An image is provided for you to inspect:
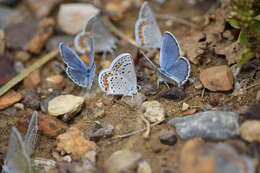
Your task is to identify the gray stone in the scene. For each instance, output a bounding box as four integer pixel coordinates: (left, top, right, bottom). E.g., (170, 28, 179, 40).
(168, 111, 239, 140)
(90, 124, 114, 142)
(46, 35, 73, 51)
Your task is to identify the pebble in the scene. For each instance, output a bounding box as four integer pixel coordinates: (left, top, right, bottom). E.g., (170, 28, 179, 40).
(181, 103, 189, 111)
(0, 90, 22, 110)
(102, 95, 114, 105)
(121, 93, 146, 108)
(93, 109, 105, 119)
(14, 61, 25, 73)
(48, 94, 84, 116)
(40, 92, 60, 114)
(23, 69, 41, 89)
(159, 132, 177, 146)
(105, 150, 149, 173)
(21, 89, 40, 109)
(141, 101, 165, 123)
(17, 111, 67, 137)
(46, 35, 73, 51)
(90, 124, 114, 142)
(158, 88, 186, 100)
(182, 108, 197, 116)
(56, 127, 96, 159)
(137, 160, 152, 173)
(46, 75, 64, 85)
(180, 139, 255, 173)
(200, 65, 234, 91)
(194, 81, 203, 90)
(14, 51, 31, 62)
(26, 18, 55, 54)
(0, 54, 16, 85)
(168, 111, 239, 140)
(57, 3, 100, 35)
(240, 120, 260, 142)
(0, 29, 4, 54)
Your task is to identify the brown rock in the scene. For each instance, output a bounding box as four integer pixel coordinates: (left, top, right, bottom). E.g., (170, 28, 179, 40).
(105, 2, 128, 21)
(0, 90, 22, 110)
(23, 69, 41, 89)
(240, 120, 260, 142)
(21, 89, 40, 109)
(17, 110, 67, 137)
(0, 54, 16, 85)
(57, 127, 96, 159)
(200, 65, 234, 91)
(182, 109, 197, 116)
(26, 18, 55, 54)
(46, 75, 64, 85)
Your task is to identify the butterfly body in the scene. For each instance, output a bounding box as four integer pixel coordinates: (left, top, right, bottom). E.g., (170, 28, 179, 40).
(98, 53, 138, 96)
(59, 38, 95, 90)
(135, 1, 162, 49)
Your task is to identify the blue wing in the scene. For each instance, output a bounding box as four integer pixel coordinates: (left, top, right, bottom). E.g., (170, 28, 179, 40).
(159, 32, 181, 72)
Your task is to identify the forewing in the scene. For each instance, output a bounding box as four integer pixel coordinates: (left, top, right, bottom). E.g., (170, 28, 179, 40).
(159, 32, 181, 72)
(3, 127, 31, 173)
(24, 111, 38, 156)
(74, 32, 92, 54)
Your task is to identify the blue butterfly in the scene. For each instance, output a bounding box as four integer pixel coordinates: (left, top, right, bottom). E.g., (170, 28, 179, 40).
(141, 31, 190, 87)
(59, 38, 95, 90)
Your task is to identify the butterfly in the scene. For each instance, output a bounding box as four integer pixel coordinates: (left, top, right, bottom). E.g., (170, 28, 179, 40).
(141, 31, 190, 87)
(59, 37, 95, 90)
(74, 14, 117, 54)
(135, 1, 162, 49)
(2, 111, 38, 173)
(98, 53, 138, 96)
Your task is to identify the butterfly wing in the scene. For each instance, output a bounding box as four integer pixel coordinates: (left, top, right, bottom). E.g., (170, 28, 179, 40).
(74, 32, 92, 54)
(159, 32, 190, 85)
(135, 1, 161, 49)
(3, 127, 32, 173)
(59, 43, 95, 88)
(98, 53, 138, 96)
(24, 111, 38, 156)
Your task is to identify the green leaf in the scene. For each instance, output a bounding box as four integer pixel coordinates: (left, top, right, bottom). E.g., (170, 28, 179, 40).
(227, 18, 240, 29)
(237, 48, 256, 67)
(238, 31, 250, 47)
(255, 15, 260, 21)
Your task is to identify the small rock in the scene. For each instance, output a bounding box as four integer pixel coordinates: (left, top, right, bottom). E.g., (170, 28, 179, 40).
(93, 109, 105, 119)
(240, 120, 260, 142)
(182, 108, 197, 116)
(40, 92, 60, 114)
(17, 111, 67, 137)
(46, 35, 73, 51)
(102, 95, 114, 105)
(182, 103, 189, 111)
(14, 103, 24, 110)
(121, 93, 146, 108)
(21, 89, 40, 109)
(48, 94, 84, 116)
(90, 124, 114, 142)
(168, 111, 239, 140)
(180, 139, 255, 173)
(14, 51, 31, 62)
(159, 132, 177, 146)
(105, 150, 145, 173)
(26, 18, 55, 54)
(56, 127, 96, 159)
(0, 90, 22, 110)
(57, 3, 100, 35)
(14, 61, 25, 73)
(137, 160, 152, 173)
(0, 54, 16, 85)
(46, 75, 64, 85)
(194, 81, 203, 90)
(26, 0, 63, 18)
(158, 88, 186, 100)
(200, 65, 234, 91)
(0, 29, 4, 54)
(23, 69, 41, 89)
(141, 101, 165, 123)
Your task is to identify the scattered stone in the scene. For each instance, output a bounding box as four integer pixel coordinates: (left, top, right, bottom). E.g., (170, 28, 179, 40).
(200, 65, 234, 91)
(90, 124, 114, 142)
(32, 157, 57, 173)
(14, 61, 25, 73)
(0, 54, 16, 85)
(17, 111, 67, 137)
(14, 103, 24, 110)
(0, 90, 22, 110)
(182, 103, 189, 111)
(57, 3, 100, 35)
(23, 69, 41, 89)
(194, 81, 203, 90)
(46, 75, 64, 85)
(46, 35, 73, 51)
(240, 120, 260, 142)
(40, 92, 60, 114)
(0, 29, 4, 54)
(141, 101, 165, 123)
(14, 51, 31, 62)
(215, 42, 240, 65)
(5, 20, 37, 50)
(26, 0, 63, 18)
(180, 139, 255, 173)
(102, 95, 114, 105)
(137, 160, 152, 173)
(158, 88, 186, 100)
(21, 89, 40, 109)
(121, 93, 146, 108)
(26, 18, 55, 54)
(93, 109, 105, 119)
(105, 150, 147, 173)
(48, 94, 84, 116)
(56, 127, 96, 159)
(159, 132, 177, 146)
(168, 111, 239, 140)
(182, 108, 197, 116)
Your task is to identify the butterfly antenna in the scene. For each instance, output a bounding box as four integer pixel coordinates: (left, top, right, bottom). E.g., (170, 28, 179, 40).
(139, 50, 158, 70)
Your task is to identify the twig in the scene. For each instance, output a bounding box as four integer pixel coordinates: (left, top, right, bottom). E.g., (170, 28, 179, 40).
(113, 118, 164, 139)
(140, 115, 151, 139)
(0, 49, 59, 97)
(245, 82, 260, 90)
(155, 14, 197, 28)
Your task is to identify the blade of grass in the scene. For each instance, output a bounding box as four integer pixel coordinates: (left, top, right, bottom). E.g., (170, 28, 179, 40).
(0, 49, 59, 97)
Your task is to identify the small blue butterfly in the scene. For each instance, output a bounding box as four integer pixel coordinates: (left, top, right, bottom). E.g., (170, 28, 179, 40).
(59, 38, 95, 90)
(141, 31, 190, 87)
